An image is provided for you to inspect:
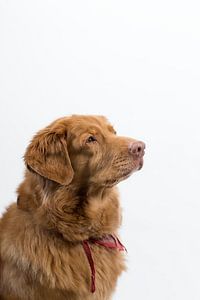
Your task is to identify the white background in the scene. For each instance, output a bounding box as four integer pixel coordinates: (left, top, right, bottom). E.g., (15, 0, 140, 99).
(0, 1, 200, 299)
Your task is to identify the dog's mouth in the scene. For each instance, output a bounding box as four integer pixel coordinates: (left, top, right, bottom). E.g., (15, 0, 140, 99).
(137, 157, 144, 170)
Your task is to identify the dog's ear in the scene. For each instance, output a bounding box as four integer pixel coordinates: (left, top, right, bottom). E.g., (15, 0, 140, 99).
(24, 128, 74, 185)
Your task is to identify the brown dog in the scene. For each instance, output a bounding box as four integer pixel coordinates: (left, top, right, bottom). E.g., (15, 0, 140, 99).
(0, 115, 145, 300)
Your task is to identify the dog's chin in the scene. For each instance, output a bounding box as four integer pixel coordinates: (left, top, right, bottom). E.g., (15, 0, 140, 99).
(123, 157, 144, 176)
(104, 158, 144, 187)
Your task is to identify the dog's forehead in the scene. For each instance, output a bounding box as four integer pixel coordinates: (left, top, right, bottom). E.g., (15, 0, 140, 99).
(71, 115, 108, 125)
(51, 115, 116, 137)
(67, 115, 114, 133)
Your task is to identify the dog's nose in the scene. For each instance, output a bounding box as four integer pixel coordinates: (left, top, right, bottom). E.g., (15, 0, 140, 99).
(129, 141, 145, 158)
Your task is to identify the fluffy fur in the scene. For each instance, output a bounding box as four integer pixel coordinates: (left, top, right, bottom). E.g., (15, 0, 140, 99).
(0, 115, 145, 300)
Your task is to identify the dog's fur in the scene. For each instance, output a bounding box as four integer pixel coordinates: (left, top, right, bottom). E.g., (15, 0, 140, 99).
(0, 115, 144, 300)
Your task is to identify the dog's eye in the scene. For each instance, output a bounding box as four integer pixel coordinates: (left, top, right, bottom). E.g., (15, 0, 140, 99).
(86, 136, 97, 143)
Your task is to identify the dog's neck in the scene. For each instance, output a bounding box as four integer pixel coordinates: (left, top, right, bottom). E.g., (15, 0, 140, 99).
(17, 170, 122, 242)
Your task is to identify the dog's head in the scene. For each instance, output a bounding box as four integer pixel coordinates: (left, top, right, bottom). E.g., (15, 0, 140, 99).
(24, 115, 145, 188)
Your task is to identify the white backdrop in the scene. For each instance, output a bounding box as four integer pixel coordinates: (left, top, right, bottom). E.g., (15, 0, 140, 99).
(0, 1, 200, 299)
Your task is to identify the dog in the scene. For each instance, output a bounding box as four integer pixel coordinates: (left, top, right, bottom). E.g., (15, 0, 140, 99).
(0, 115, 145, 300)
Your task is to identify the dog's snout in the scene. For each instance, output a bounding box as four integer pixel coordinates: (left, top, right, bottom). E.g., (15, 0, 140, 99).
(129, 141, 145, 157)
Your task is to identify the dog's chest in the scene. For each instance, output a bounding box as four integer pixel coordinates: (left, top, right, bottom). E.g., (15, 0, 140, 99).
(33, 242, 125, 300)
(2, 242, 125, 300)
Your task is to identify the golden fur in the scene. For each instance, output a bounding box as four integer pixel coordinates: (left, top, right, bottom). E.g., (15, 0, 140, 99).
(0, 115, 145, 300)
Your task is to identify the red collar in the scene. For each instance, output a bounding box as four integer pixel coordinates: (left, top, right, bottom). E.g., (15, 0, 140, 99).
(82, 234, 126, 293)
